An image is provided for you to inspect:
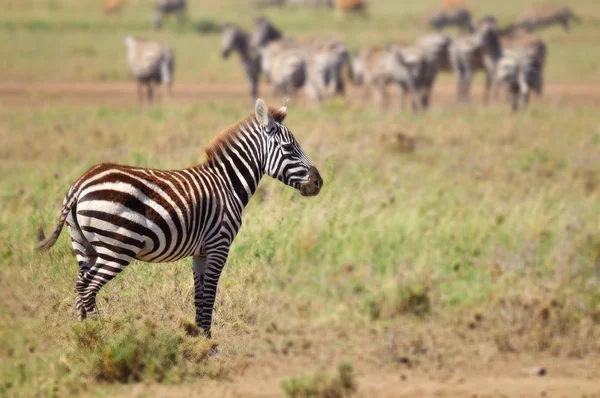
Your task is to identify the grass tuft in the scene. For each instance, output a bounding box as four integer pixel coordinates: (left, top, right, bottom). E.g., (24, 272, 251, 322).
(281, 361, 357, 398)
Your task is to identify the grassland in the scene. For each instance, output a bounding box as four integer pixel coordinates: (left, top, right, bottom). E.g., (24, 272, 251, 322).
(2, 0, 600, 397)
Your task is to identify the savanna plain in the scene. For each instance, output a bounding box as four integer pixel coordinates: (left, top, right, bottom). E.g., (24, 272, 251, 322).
(1, 0, 600, 397)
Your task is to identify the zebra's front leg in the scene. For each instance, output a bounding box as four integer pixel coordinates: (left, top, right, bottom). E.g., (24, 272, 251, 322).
(198, 248, 230, 338)
(483, 70, 493, 105)
(192, 254, 208, 331)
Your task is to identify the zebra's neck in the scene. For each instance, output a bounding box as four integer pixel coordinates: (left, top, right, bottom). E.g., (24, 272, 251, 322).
(235, 33, 256, 64)
(204, 131, 265, 209)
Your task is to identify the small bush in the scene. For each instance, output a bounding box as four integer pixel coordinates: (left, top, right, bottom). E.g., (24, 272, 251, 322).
(281, 361, 357, 398)
(363, 283, 431, 321)
(68, 316, 217, 383)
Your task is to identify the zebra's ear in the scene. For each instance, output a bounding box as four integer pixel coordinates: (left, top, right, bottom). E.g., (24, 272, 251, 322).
(279, 99, 289, 117)
(255, 98, 277, 131)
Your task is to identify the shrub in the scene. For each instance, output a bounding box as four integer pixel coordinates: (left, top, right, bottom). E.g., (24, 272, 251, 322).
(68, 316, 218, 383)
(281, 361, 357, 398)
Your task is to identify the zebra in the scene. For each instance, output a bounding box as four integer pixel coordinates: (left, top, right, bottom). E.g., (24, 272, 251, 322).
(518, 6, 581, 33)
(269, 47, 309, 96)
(251, 17, 350, 99)
(449, 19, 502, 103)
(428, 7, 474, 33)
(416, 33, 453, 109)
(221, 24, 261, 99)
(351, 46, 420, 111)
(384, 44, 427, 112)
(36, 99, 323, 338)
(303, 38, 351, 103)
(153, 0, 187, 30)
(124, 36, 175, 103)
(495, 38, 547, 111)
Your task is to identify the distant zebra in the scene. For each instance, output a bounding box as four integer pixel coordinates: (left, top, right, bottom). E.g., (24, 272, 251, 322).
(428, 7, 474, 33)
(221, 24, 261, 99)
(385, 44, 427, 111)
(518, 6, 581, 33)
(269, 47, 309, 96)
(416, 33, 452, 109)
(153, 0, 187, 30)
(449, 20, 502, 103)
(252, 17, 350, 100)
(124, 36, 175, 102)
(37, 99, 323, 338)
(304, 38, 351, 102)
(351, 46, 420, 111)
(495, 38, 547, 111)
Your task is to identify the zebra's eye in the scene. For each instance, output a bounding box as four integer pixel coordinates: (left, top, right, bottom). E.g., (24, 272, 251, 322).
(281, 143, 293, 152)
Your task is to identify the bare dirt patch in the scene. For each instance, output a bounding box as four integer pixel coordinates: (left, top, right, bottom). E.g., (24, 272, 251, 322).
(2, 81, 600, 109)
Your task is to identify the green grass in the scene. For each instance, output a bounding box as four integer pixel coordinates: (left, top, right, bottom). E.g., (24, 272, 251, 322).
(2, 0, 600, 396)
(2, 100, 600, 394)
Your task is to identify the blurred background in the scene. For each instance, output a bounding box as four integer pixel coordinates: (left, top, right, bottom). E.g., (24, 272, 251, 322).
(1, 1, 600, 397)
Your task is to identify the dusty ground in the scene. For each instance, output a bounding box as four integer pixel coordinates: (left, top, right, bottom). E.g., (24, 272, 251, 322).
(2, 81, 600, 109)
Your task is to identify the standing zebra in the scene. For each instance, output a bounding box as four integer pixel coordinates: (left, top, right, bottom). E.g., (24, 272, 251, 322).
(449, 20, 502, 103)
(351, 46, 420, 111)
(251, 17, 350, 99)
(37, 99, 323, 338)
(415, 33, 452, 109)
(124, 36, 175, 102)
(221, 24, 261, 99)
(495, 38, 547, 111)
(153, 0, 187, 30)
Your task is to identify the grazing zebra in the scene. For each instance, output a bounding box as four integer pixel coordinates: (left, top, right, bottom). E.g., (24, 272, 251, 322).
(428, 7, 474, 33)
(518, 6, 581, 33)
(351, 46, 420, 111)
(221, 24, 261, 99)
(449, 20, 502, 103)
(124, 36, 175, 102)
(37, 99, 323, 338)
(153, 0, 187, 30)
(495, 38, 547, 111)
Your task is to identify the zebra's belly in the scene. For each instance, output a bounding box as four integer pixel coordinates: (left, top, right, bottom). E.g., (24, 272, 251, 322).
(76, 198, 203, 264)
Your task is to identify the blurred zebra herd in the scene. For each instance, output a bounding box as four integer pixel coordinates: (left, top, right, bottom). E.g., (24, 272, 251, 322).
(123, 2, 580, 112)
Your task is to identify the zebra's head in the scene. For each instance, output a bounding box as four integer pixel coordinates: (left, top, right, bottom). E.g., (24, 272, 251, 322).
(221, 24, 245, 59)
(254, 99, 323, 197)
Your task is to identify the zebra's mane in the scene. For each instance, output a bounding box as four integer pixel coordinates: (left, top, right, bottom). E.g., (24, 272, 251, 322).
(204, 106, 287, 163)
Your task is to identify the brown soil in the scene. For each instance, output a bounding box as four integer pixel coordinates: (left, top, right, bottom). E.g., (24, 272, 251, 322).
(2, 81, 600, 109)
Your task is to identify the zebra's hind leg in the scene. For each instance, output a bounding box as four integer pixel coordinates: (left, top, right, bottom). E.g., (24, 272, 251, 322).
(79, 254, 133, 317)
(67, 216, 97, 321)
(192, 254, 208, 332)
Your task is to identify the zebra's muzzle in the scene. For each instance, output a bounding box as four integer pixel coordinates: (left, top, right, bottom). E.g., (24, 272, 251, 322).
(300, 166, 323, 197)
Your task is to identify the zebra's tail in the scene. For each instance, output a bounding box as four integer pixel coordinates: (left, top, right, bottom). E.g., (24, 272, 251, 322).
(36, 190, 77, 252)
